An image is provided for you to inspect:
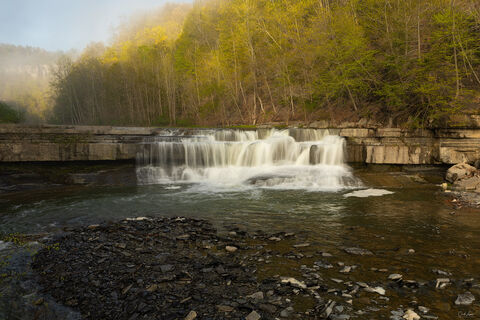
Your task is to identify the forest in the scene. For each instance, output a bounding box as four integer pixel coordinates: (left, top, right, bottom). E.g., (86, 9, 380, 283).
(49, 0, 480, 127)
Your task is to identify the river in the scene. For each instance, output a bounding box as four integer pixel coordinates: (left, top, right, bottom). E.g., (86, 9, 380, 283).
(1, 128, 479, 318)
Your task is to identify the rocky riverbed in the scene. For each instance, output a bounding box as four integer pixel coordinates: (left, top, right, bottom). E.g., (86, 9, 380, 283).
(1, 216, 479, 319)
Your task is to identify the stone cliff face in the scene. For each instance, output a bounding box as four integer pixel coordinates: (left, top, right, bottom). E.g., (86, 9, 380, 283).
(0, 124, 478, 164)
(341, 128, 480, 164)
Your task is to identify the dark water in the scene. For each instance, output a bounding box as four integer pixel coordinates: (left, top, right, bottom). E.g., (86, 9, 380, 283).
(1, 170, 480, 318)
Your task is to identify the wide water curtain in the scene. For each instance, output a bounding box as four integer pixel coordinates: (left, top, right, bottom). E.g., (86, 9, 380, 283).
(136, 129, 358, 190)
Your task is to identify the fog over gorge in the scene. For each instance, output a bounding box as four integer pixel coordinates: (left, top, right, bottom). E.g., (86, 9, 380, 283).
(0, 0, 191, 123)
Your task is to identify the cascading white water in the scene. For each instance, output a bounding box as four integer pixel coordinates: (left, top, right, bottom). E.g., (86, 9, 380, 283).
(136, 128, 359, 190)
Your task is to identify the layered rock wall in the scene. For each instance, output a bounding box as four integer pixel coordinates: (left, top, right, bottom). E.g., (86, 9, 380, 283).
(0, 124, 478, 164)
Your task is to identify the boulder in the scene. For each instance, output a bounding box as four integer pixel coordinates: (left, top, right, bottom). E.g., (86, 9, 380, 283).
(446, 163, 477, 183)
(453, 175, 480, 191)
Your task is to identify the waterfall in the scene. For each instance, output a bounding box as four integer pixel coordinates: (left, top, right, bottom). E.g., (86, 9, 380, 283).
(136, 128, 359, 190)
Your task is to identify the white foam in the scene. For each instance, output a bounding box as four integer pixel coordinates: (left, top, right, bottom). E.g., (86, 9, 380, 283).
(343, 188, 394, 198)
(164, 186, 181, 190)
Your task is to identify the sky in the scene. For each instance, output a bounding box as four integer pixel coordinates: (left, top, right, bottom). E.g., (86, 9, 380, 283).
(0, 0, 190, 52)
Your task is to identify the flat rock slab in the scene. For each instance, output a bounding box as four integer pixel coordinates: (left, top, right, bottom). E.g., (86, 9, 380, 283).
(344, 247, 373, 256)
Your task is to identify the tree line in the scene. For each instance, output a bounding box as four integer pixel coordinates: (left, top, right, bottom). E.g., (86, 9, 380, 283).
(50, 0, 480, 127)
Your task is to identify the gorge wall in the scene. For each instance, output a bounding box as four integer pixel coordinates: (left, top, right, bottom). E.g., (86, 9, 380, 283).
(0, 124, 478, 165)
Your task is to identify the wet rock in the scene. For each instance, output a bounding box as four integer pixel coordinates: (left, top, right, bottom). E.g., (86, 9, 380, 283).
(146, 284, 158, 292)
(435, 278, 450, 289)
(259, 303, 277, 314)
(225, 246, 238, 253)
(315, 260, 333, 269)
(217, 305, 234, 312)
(455, 292, 475, 305)
(246, 310, 261, 320)
(364, 286, 385, 295)
(390, 309, 404, 320)
(281, 277, 307, 289)
(388, 274, 403, 281)
(293, 243, 310, 248)
(344, 247, 373, 256)
(403, 309, 420, 320)
(280, 307, 294, 318)
(160, 264, 174, 273)
(418, 306, 429, 314)
(339, 266, 352, 273)
(247, 291, 264, 301)
(320, 300, 336, 318)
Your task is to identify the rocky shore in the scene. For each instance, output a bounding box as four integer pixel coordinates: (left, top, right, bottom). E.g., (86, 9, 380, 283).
(442, 162, 480, 208)
(1, 217, 479, 319)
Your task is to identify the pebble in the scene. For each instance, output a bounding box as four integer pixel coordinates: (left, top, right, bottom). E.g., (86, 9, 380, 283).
(403, 309, 420, 320)
(293, 243, 310, 248)
(418, 306, 429, 314)
(339, 266, 351, 273)
(322, 300, 336, 318)
(246, 310, 261, 320)
(435, 278, 450, 289)
(280, 307, 294, 318)
(185, 310, 197, 320)
(281, 277, 307, 289)
(259, 303, 276, 313)
(146, 284, 158, 292)
(364, 286, 385, 295)
(315, 260, 333, 269)
(344, 247, 373, 255)
(247, 291, 264, 301)
(217, 305, 234, 312)
(455, 291, 475, 305)
(225, 246, 238, 253)
(388, 273, 403, 281)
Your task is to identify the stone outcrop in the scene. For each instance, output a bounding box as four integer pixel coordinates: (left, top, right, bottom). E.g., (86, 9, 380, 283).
(445, 162, 480, 192)
(0, 124, 479, 165)
(337, 127, 480, 164)
(0, 124, 156, 162)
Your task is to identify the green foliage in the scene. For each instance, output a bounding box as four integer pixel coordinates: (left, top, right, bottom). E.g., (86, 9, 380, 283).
(0, 101, 24, 123)
(50, 0, 480, 128)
